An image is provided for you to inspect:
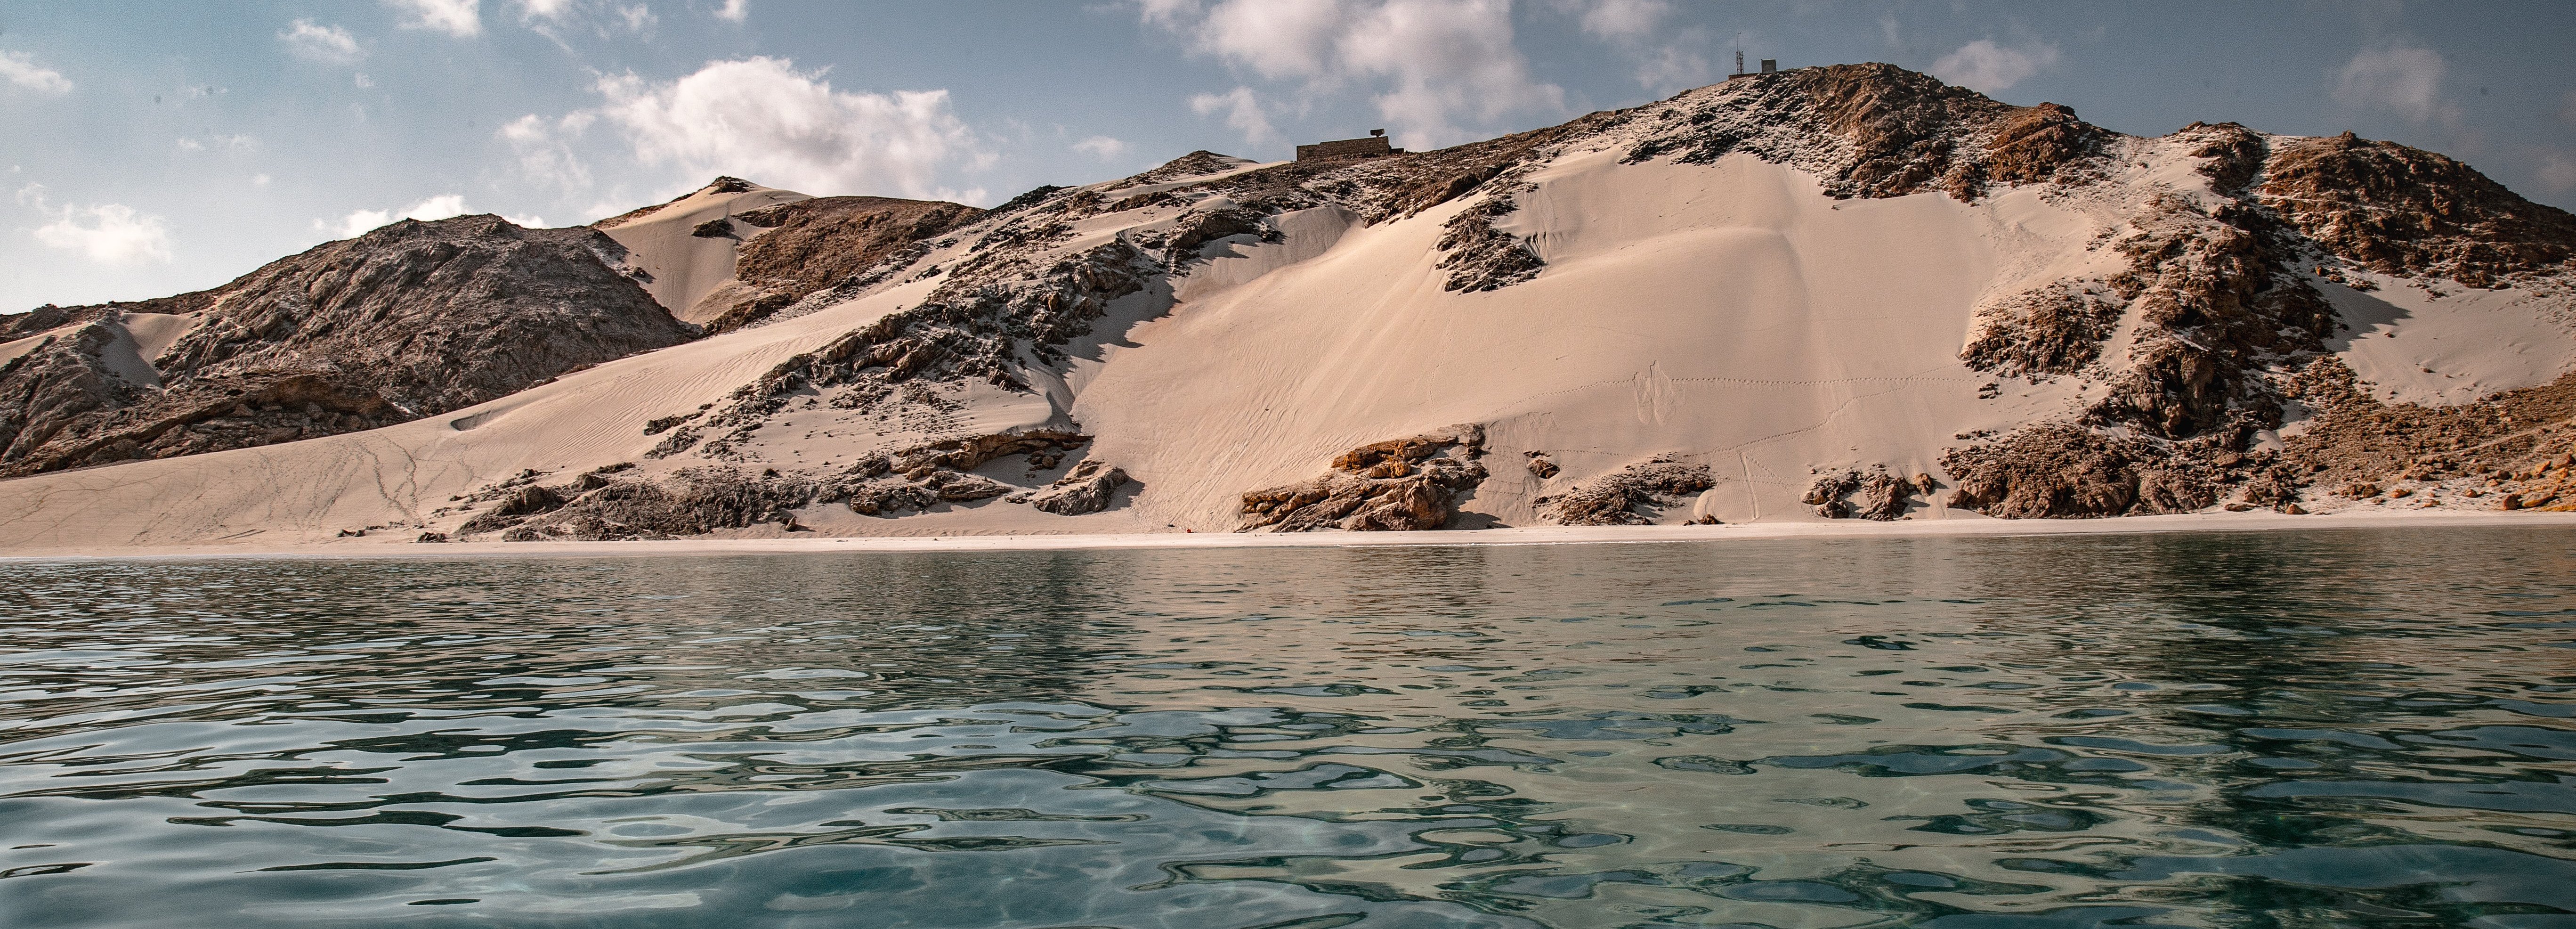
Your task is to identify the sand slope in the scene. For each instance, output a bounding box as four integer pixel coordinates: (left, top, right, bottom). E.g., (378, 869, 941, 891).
(4, 69, 2572, 553)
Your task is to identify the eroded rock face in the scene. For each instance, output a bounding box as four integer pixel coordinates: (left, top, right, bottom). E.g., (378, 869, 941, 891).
(1620, 63, 2109, 201)
(1239, 425, 1489, 531)
(2261, 131, 2576, 286)
(1547, 457, 1714, 525)
(702, 196, 984, 333)
(1941, 424, 2259, 519)
(0, 215, 692, 477)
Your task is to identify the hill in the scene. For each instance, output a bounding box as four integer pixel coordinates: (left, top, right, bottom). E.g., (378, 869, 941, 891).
(1, 63, 2570, 550)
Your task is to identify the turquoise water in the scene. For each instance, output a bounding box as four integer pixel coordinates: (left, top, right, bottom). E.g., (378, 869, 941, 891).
(3, 528, 2573, 928)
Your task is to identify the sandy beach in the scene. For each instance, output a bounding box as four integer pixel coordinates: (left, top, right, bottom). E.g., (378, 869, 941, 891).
(7, 508, 2568, 562)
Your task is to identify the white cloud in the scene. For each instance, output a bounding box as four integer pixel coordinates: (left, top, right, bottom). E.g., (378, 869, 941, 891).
(355, 73, 375, 89)
(2540, 154, 2576, 195)
(280, 19, 364, 65)
(498, 113, 594, 190)
(1189, 86, 1278, 147)
(253, 173, 272, 187)
(713, 0, 749, 21)
(519, 0, 655, 34)
(592, 57, 988, 200)
(322, 193, 476, 239)
(1143, 0, 1565, 150)
(2333, 44, 2446, 122)
(1072, 135, 1130, 161)
(0, 50, 73, 95)
(388, 0, 482, 37)
(1930, 38, 2059, 93)
(20, 188, 173, 264)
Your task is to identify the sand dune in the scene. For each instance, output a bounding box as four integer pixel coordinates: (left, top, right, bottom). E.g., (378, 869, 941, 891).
(3, 66, 2570, 554)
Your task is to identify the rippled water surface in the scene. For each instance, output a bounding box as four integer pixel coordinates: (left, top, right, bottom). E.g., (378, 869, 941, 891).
(5, 528, 2576, 928)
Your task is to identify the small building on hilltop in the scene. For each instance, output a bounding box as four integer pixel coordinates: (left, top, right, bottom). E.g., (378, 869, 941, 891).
(1296, 129, 1405, 161)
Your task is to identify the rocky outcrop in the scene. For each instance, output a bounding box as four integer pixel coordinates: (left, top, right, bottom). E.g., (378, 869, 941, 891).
(1025, 458, 1130, 515)
(1960, 280, 2127, 378)
(1239, 425, 1489, 531)
(1804, 468, 1929, 520)
(1620, 63, 2108, 201)
(2276, 359, 2576, 512)
(456, 464, 818, 541)
(701, 196, 984, 333)
(1938, 424, 2279, 518)
(1544, 456, 1714, 525)
(0, 215, 692, 477)
(2260, 131, 2576, 287)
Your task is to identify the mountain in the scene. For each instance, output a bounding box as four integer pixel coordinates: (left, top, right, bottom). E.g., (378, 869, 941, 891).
(2, 63, 2571, 550)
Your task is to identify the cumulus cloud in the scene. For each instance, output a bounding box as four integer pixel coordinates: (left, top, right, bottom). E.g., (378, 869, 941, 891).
(1144, 0, 1565, 150)
(498, 112, 594, 190)
(1189, 86, 1278, 146)
(1930, 38, 2058, 93)
(2333, 44, 2446, 122)
(592, 57, 989, 201)
(388, 0, 482, 37)
(1072, 136, 1130, 161)
(320, 193, 506, 239)
(0, 50, 73, 95)
(713, 0, 749, 21)
(280, 19, 364, 64)
(19, 187, 173, 264)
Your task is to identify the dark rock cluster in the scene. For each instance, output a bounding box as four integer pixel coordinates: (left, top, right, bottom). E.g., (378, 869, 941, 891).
(1239, 425, 1490, 531)
(1544, 456, 1714, 525)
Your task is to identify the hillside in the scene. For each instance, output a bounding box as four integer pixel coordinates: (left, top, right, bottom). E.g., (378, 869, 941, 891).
(0, 216, 692, 478)
(1, 63, 2572, 551)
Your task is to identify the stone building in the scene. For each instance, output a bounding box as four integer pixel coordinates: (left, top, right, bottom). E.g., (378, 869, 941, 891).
(1296, 129, 1405, 161)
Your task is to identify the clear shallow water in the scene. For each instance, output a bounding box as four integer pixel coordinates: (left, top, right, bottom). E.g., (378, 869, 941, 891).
(3, 529, 2574, 929)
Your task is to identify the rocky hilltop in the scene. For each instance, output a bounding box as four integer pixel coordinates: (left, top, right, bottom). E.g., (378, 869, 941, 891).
(0, 216, 691, 477)
(1, 63, 2570, 550)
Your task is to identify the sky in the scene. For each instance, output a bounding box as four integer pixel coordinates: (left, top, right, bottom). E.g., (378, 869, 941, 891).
(2, 0, 2573, 311)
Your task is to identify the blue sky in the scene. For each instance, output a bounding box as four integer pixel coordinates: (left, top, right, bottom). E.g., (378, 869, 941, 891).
(3, 0, 2572, 311)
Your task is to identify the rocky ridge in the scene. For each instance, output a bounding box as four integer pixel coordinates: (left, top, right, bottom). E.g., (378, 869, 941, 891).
(0, 215, 692, 477)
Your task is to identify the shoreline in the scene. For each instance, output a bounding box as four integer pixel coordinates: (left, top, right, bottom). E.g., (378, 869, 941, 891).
(4, 509, 2571, 562)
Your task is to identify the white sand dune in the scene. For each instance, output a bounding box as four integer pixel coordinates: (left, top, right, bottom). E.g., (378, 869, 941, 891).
(0, 125, 2567, 554)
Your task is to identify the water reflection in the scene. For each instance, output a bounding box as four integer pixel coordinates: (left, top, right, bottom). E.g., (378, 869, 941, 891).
(1, 528, 2571, 927)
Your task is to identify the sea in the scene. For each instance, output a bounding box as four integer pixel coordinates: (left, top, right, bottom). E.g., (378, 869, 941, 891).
(3, 526, 2572, 928)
